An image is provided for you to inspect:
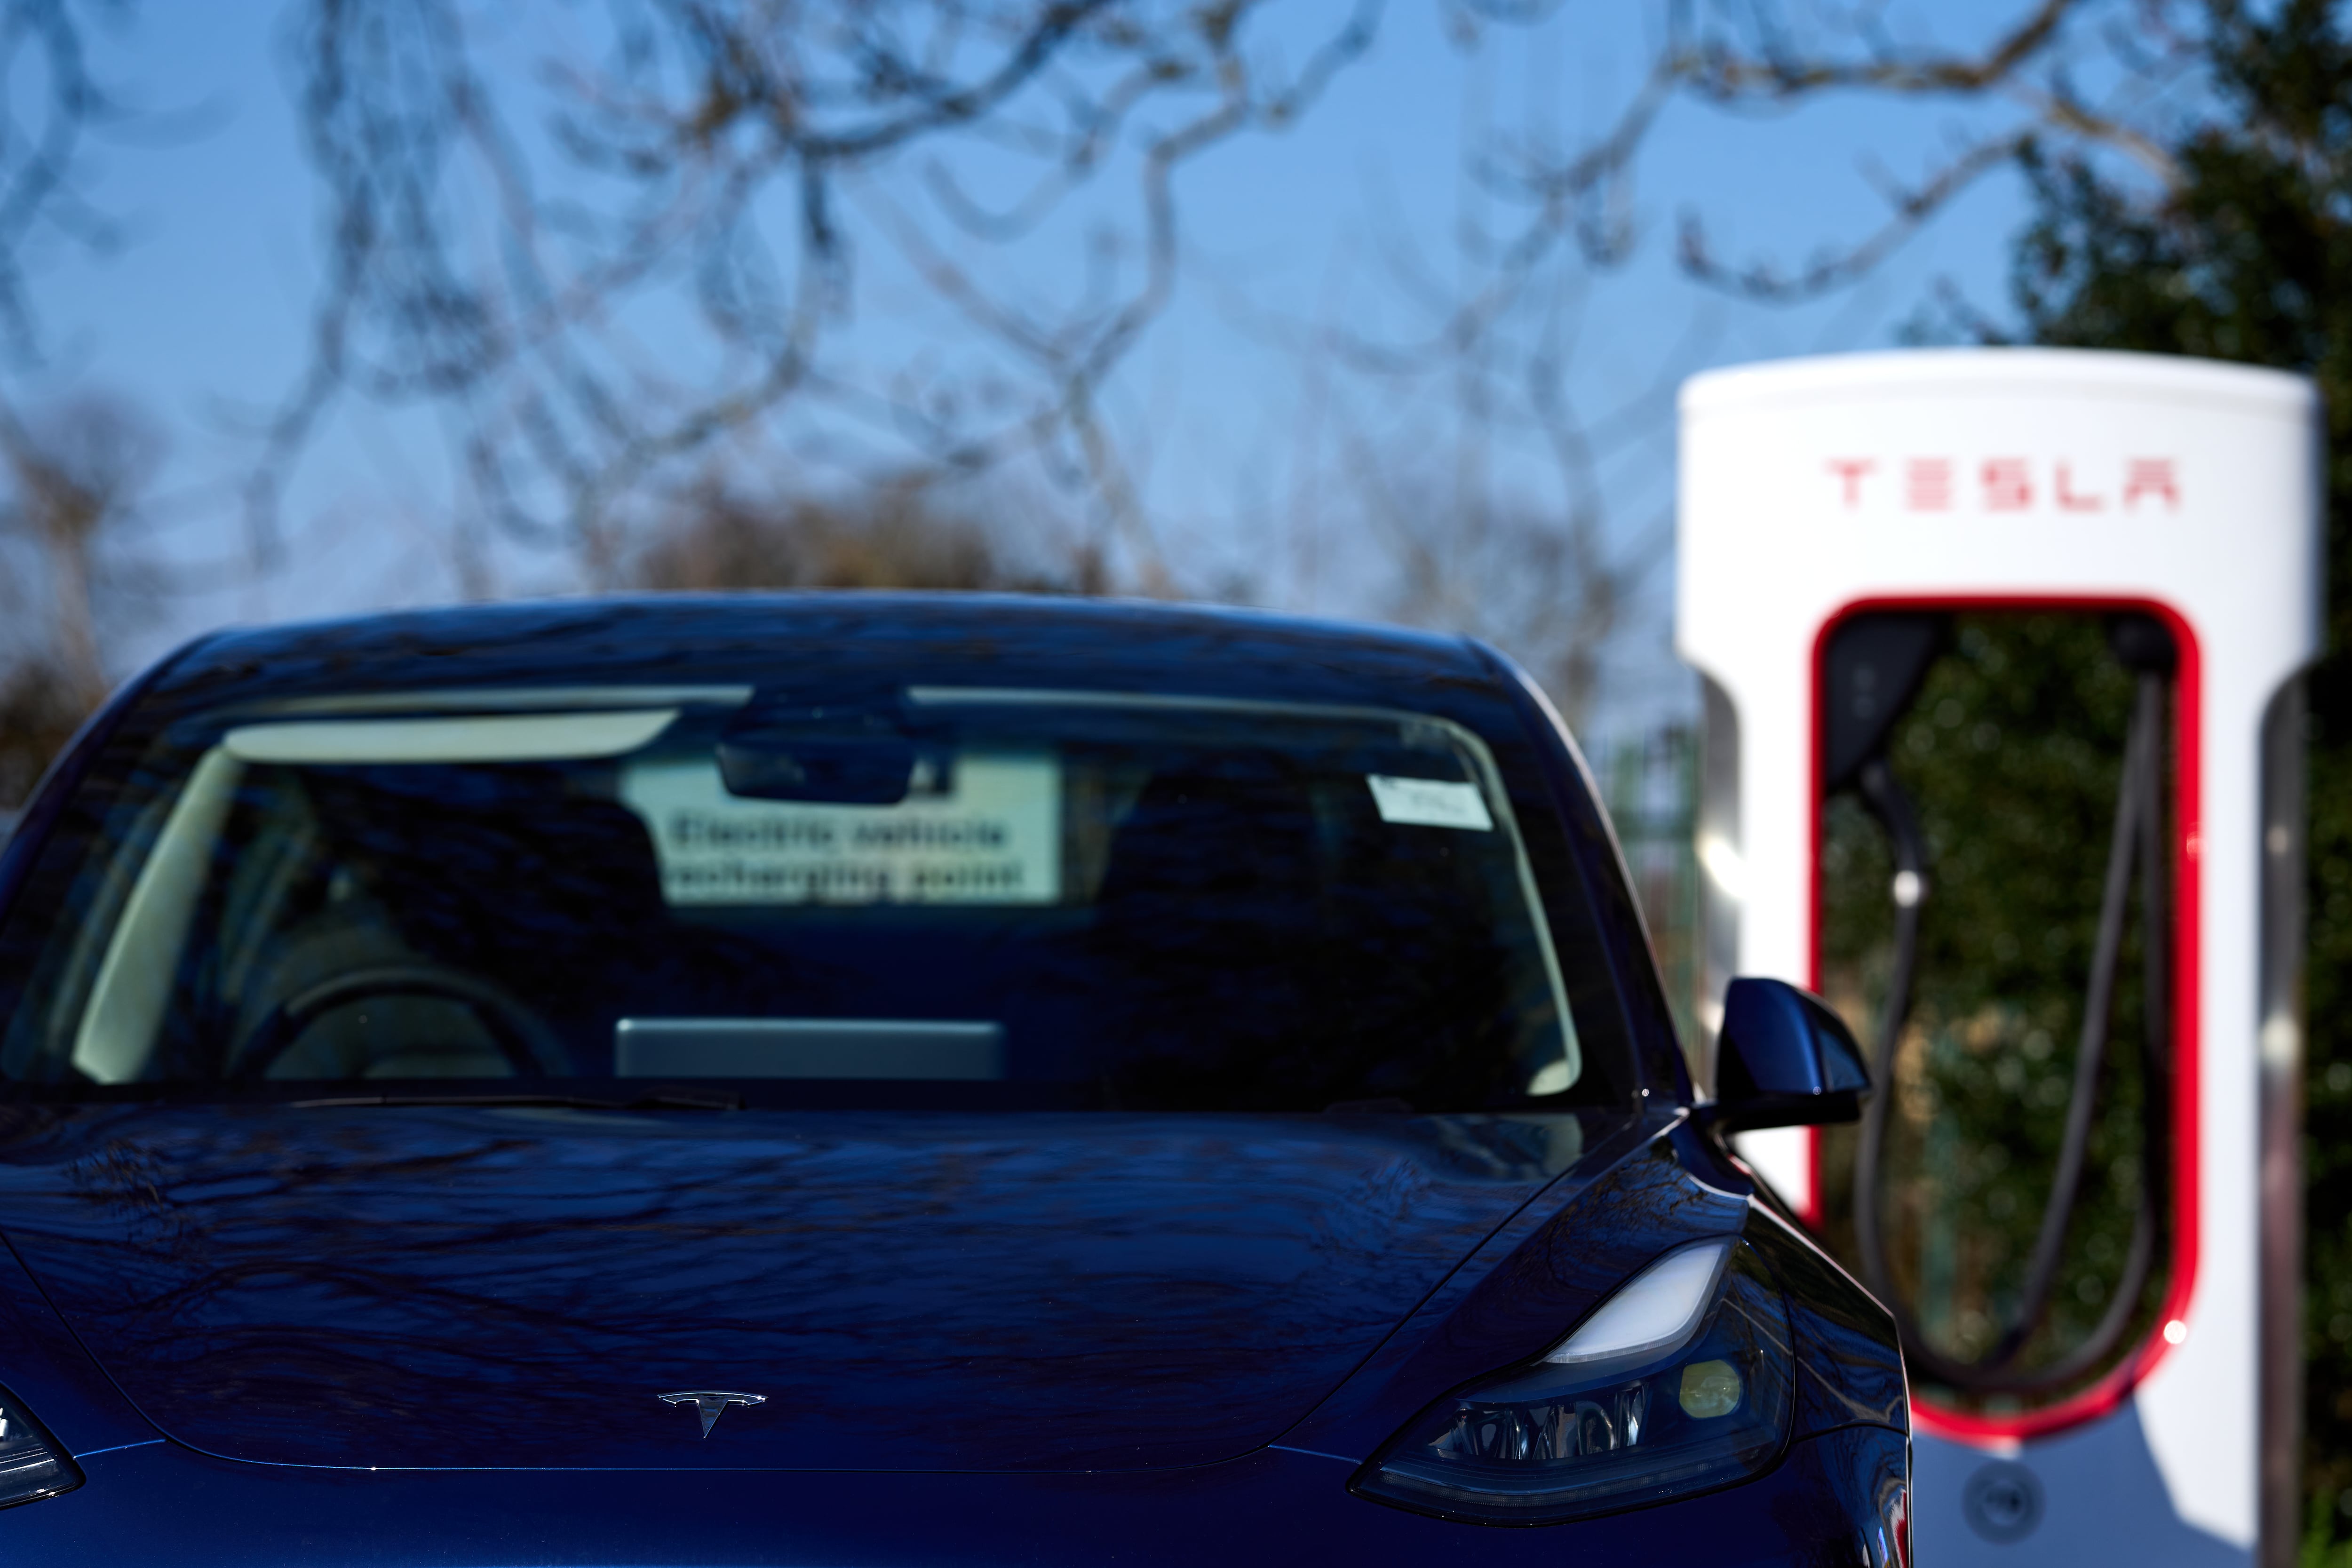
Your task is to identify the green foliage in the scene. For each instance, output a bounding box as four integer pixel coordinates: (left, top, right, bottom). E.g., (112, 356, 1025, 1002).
(2312, 1483, 2352, 1568)
(2000, 0, 2352, 1533)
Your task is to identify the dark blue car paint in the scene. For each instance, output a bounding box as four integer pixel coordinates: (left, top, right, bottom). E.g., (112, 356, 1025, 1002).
(0, 1104, 1619, 1472)
(0, 596, 1907, 1559)
(0, 1111, 1904, 1559)
(13, 1424, 1908, 1565)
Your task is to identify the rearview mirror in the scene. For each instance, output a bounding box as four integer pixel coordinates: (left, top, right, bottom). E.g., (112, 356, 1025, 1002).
(716, 732, 927, 805)
(1708, 977, 1871, 1133)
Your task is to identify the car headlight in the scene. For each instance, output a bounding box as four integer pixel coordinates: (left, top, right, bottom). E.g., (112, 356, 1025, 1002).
(1354, 1236, 1792, 1525)
(0, 1385, 82, 1509)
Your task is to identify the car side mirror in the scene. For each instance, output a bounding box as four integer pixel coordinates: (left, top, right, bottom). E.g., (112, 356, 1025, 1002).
(1708, 977, 1872, 1133)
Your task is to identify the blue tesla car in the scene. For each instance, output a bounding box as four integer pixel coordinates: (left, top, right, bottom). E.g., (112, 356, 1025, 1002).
(0, 595, 1904, 1563)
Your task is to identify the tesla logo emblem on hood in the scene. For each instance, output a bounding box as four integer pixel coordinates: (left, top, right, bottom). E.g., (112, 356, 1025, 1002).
(659, 1390, 766, 1438)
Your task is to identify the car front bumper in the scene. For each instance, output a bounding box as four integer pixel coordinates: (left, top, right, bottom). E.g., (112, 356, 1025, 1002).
(17, 1423, 1906, 1565)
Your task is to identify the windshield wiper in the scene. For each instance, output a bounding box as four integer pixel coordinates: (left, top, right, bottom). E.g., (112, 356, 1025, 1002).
(288, 1090, 745, 1112)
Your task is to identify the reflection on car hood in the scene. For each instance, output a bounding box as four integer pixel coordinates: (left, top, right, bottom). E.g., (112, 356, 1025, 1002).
(0, 1105, 1597, 1471)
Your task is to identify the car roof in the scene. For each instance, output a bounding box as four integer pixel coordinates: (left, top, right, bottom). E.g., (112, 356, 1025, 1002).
(150, 593, 1509, 715)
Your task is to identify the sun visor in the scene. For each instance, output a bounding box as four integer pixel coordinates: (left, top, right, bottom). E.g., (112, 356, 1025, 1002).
(224, 711, 680, 764)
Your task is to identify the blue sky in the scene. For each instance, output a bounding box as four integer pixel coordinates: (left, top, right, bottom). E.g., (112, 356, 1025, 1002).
(19, 0, 2054, 738)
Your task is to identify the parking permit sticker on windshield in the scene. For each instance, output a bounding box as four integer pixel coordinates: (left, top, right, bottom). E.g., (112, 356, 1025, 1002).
(1367, 775, 1493, 831)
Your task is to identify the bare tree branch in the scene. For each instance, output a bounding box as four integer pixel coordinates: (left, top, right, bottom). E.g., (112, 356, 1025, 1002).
(1655, 0, 2196, 302)
(0, 0, 140, 362)
(249, 0, 1392, 595)
(1676, 128, 2035, 301)
(1372, 0, 2201, 341)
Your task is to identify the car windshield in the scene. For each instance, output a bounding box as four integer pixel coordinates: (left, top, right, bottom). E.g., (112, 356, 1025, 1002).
(0, 683, 1603, 1111)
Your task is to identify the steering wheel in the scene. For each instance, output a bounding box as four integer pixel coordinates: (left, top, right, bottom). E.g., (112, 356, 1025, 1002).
(231, 965, 561, 1082)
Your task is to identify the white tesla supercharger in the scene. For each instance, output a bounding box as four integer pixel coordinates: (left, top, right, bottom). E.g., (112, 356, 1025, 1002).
(1676, 350, 2318, 1568)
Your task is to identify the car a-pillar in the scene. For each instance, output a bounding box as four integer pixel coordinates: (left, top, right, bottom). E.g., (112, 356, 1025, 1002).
(1675, 348, 2318, 1568)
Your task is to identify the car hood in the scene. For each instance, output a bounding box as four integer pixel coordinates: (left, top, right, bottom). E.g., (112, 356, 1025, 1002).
(0, 1104, 1599, 1471)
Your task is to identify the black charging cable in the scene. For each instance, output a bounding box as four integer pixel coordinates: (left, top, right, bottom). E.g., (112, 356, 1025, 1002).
(1844, 623, 2172, 1393)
